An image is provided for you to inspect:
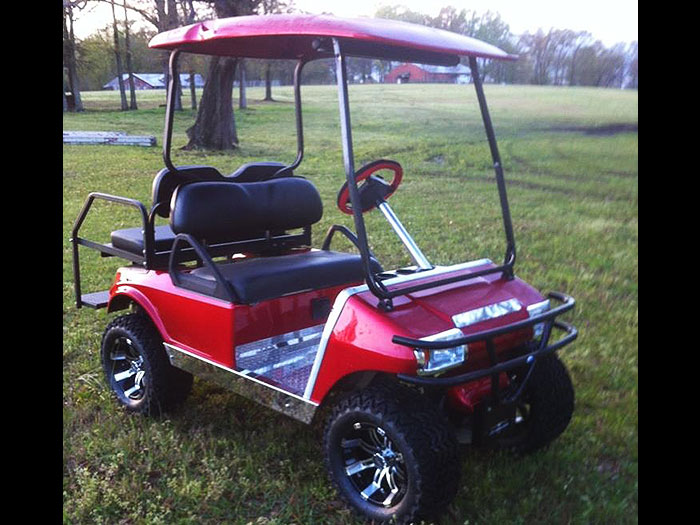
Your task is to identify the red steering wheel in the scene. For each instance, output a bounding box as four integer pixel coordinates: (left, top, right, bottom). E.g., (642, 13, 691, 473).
(337, 159, 403, 215)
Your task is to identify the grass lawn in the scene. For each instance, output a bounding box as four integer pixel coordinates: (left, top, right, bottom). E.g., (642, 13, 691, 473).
(63, 83, 637, 524)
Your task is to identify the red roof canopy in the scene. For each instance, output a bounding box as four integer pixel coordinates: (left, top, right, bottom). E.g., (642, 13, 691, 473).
(149, 14, 517, 66)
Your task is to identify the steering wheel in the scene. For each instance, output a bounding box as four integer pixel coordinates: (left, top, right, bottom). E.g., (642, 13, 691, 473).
(337, 159, 403, 215)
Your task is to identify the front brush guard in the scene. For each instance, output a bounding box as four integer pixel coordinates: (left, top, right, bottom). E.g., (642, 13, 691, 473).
(394, 292, 577, 404)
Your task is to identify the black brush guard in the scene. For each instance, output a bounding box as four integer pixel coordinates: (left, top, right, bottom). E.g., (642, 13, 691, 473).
(394, 292, 577, 404)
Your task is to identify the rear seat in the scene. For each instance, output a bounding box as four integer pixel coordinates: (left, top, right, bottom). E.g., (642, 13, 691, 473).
(109, 163, 293, 262)
(169, 178, 380, 303)
(111, 224, 177, 254)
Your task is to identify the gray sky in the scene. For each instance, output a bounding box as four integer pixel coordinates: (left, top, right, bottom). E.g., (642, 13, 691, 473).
(73, 0, 638, 46)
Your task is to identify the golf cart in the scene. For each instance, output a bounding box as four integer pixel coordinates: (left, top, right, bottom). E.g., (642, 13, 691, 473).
(70, 14, 578, 524)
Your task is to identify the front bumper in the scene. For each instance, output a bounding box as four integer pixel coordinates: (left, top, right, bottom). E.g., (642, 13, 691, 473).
(394, 292, 577, 398)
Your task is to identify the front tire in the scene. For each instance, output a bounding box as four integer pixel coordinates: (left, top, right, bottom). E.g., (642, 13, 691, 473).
(490, 353, 575, 454)
(323, 383, 460, 524)
(100, 313, 193, 416)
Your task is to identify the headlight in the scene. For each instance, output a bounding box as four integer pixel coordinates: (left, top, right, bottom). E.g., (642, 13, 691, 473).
(527, 299, 550, 338)
(414, 328, 468, 376)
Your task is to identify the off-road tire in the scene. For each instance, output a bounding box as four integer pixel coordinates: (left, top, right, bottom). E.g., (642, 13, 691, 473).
(323, 382, 460, 524)
(100, 313, 193, 416)
(493, 353, 575, 454)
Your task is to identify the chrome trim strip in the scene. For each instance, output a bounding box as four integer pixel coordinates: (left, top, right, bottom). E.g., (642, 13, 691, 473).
(302, 283, 367, 399)
(527, 299, 551, 316)
(420, 327, 465, 342)
(452, 298, 522, 328)
(378, 258, 492, 290)
(164, 343, 319, 423)
(527, 299, 551, 337)
(302, 258, 493, 400)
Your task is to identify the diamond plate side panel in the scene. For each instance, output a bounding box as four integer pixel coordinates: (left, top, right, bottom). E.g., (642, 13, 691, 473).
(236, 325, 324, 397)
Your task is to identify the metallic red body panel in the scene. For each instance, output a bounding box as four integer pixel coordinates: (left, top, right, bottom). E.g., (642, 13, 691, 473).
(447, 375, 510, 414)
(233, 283, 354, 346)
(112, 260, 545, 406)
(309, 294, 418, 403)
(309, 261, 546, 403)
(110, 266, 357, 370)
(149, 14, 517, 62)
(110, 267, 236, 367)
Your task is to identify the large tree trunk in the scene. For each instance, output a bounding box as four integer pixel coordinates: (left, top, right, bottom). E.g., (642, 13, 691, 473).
(184, 57, 239, 150)
(183, 0, 259, 150)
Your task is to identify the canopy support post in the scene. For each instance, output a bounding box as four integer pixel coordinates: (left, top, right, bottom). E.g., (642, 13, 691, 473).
(469, 56, 516, 279)
(163, 50, 181, 173)
(332, 38, 391, 309)
(289, 59, 306, 171)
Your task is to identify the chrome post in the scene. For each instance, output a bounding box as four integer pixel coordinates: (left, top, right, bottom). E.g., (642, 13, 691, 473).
(377, 202, 432, 270)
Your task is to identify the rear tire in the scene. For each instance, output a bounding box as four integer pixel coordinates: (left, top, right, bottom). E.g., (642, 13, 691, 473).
(323, 382, 460, 524)
(100, 313, 193, 416)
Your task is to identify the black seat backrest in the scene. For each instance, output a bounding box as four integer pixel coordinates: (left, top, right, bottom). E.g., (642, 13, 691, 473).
(152, 162, 289, 218)
(152, 166, 224, 218)
(169, 178, 323, 245)
(228, 161, 288, 182)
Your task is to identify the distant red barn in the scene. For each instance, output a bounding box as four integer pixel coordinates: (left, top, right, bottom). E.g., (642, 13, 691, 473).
(384, 63, 471, 84)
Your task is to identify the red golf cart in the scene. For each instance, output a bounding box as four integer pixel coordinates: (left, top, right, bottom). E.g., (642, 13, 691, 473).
(71, 14, 578, 524)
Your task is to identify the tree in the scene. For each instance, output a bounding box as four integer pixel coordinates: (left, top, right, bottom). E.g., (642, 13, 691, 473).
(110, 0, 129, 110)
(568, 32, 593, 86)
(260, 1, 295, 101)
(376, 6, 518, 83)
(119, 0, 184, 108)
(184, 0, 199, 109)
(626, 41, 638, 89)
(184, 0, 263, 150)
(239, 58, 247, 109)
(185, 56, 240, 149)
(375, 4, 429, 25)
(63, 1, 85, 112)
(122, 1, 138, 109)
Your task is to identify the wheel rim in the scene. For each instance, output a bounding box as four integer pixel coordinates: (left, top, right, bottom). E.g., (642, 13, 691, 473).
(340, 422, 408, 508)
(108, 336, 146, 401)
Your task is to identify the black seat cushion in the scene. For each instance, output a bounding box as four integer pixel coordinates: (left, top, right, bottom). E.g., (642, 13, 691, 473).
(190, 250, 382, 304)
(111, 224, 177, 254)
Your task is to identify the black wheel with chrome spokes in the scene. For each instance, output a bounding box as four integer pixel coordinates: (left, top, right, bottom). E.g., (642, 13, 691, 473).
(340, 421, 408, 508)
(107, 335, 148, 404)
(100, 313, 193, 416)
(324, 383, 460, 524)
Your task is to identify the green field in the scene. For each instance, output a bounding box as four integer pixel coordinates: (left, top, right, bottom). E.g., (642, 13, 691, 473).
(63, 83, 638, 524)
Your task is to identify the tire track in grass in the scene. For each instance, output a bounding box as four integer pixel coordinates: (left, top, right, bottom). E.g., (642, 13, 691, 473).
(413, 171, 632, 203)
(499, 138, 636, 203)
(468, 175, 632, 203)
(550, 141, 637, 179)
(503, 138, 637, 183)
